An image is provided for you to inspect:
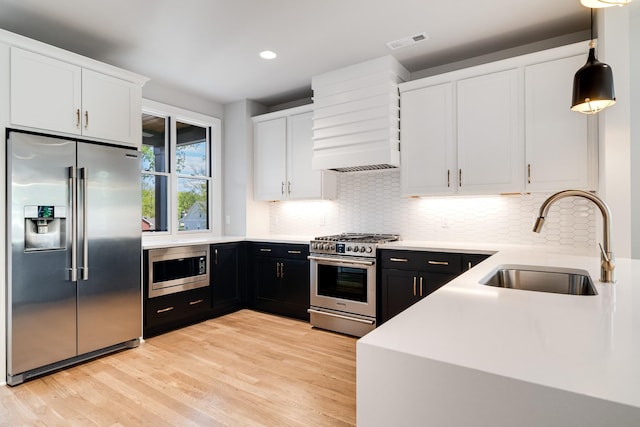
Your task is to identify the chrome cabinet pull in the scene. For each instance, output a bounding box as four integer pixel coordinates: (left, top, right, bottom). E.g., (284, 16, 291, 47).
(413, 276, 417, 296)
(288, 181, 292, 195)
(459, 169, 462, 187)
(189, 299, 204, 306)
(288, 250, 301, 254)
(447, 169, 451, 187)
(84, 111, 89, 129)
(428, 260, 449, 266)
(389, 257, 409, 263)
(260, 248, 272, 252)
(76, 109, 81, 128)
(281, 181, 285, 195)
(468, 261, 472, 270)
(280, 262, 284, 279)
(157, 306, 174, 314)
(419, 277, 424, 297)
(215, 248, 218, 265)
(527, 163, 532, 184)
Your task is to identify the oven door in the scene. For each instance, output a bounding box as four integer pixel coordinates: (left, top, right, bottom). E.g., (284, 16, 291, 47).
(308, 255, 376, 318)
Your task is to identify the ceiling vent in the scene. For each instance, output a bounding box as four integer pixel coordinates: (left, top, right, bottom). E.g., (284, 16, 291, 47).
(386, 32, 429, 51)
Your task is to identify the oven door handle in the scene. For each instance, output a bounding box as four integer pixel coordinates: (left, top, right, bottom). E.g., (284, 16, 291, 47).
(307, 308, 375, 325)
(307, 255, 375, 266)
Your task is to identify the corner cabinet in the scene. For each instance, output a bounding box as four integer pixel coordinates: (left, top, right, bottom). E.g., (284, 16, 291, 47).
(400, 41, 596, 197)
(10, 46, 145, 147)
(379, 249, 490, 324)
(253, 105, 337, 201)
(211, 242, 245, 316)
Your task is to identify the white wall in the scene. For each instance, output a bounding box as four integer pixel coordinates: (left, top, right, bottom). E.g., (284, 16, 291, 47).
(630, 3, 640, 258)
(222, 100, 270, 236)
(599, 6, 633, 259)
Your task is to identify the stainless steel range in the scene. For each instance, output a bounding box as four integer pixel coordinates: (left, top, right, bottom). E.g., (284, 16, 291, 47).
(308, 233, 399, 337)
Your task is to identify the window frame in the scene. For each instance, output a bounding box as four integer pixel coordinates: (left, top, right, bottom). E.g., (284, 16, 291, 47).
(142, 99, 222, 241)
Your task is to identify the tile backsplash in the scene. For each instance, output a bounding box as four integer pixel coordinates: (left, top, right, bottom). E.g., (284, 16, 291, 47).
(269, 169, 596, 249)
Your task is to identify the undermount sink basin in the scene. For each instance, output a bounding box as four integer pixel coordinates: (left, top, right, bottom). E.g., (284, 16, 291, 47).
(479, 264, 597, 296)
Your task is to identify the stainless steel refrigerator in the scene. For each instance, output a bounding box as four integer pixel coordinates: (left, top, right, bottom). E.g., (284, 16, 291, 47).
(6, 130, 142, 385)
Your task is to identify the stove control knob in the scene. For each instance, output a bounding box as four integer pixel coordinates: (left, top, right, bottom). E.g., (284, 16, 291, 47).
(347, 246, 352, 252)
(323, 243, 330, 250)
(365, 246, 373, 254)
(360, 246, 367, 253)
(353, 246, 359, 253)
(311, 243, 318, 250)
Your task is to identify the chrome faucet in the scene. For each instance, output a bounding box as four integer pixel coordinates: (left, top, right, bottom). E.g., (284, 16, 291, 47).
(533, 189, 615, 283)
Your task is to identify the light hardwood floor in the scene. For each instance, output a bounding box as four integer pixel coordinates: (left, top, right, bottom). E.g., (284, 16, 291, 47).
(0, 310, 357, 426)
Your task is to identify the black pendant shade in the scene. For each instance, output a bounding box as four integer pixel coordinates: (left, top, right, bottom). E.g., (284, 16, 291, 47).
(571, 9, 616, 114)
(571, 46, 616, 114)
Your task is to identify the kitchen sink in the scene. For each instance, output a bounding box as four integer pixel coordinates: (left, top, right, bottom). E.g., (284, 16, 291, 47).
(479, 265, 597, 295)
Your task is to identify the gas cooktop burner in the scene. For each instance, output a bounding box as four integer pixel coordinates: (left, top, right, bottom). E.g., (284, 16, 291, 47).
(310, 233, 399, 258)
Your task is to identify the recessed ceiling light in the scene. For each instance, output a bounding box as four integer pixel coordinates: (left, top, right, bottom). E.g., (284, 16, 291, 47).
(260, 50, 277, 60)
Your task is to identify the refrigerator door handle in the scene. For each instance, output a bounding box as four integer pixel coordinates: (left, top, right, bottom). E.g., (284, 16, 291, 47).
(69, 167, 78, 282)
(80, 167, 89, 281)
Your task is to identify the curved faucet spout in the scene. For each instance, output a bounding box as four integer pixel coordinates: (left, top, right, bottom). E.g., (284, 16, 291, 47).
(533, 190, 614, 283)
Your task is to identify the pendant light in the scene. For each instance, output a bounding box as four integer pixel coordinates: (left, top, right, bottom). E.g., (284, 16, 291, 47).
(571, 8, 616, 114)
(580, 0, 632, 7)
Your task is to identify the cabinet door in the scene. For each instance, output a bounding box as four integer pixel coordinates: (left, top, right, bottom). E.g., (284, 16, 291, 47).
(81, 69, 140, 146)
(525, 55, 593, 192)
(10, 47, 82, 135)
(287, 111, 322, 199)
(254, 257, 280, 302)
(280, 258, 310, 320)
(211, 243, 241, 314)
(457, 69, 523, 194)
(400, 83, 456, 196)
(381, 269, 420, 323)
(254, 117, 287, 200)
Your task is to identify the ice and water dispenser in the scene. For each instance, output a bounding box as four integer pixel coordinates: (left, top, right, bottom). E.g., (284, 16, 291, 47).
(24, 205, 67, 251)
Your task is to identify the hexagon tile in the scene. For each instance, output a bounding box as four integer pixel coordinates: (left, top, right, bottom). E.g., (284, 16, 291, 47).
(268, 170, 596, 250)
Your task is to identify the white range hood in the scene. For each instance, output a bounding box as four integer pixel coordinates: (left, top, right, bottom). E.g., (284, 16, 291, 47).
(312, 56, 409, 172)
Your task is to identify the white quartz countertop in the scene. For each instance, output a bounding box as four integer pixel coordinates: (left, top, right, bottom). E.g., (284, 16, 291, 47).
(359, 246, 640, 409)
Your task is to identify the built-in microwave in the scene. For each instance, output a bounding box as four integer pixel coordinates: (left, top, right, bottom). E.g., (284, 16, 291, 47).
(147, 245, 209, 298)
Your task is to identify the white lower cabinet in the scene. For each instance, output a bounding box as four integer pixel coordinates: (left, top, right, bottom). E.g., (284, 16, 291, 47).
(400, 41, 595, 197)
(10, 46, 143, 147)
(254, 106, 336, 201)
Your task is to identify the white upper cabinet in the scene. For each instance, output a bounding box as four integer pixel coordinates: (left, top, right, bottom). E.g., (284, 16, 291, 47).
(10, 46, 143, 147)
(254, 106, 336, 201)
(10, 47, 82, 135)
(524, 54, 595, 192)
(400, 82, 455, 195)
(254, 116, 288, 201)
(399, 41, 595, 197)
(457, 69, 522, 194)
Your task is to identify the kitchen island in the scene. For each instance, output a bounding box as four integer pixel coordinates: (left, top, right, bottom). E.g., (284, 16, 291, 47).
(357, 243, 640, 426)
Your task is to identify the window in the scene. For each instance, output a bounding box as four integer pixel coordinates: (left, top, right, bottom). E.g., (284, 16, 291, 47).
(141, 99, 221, 237)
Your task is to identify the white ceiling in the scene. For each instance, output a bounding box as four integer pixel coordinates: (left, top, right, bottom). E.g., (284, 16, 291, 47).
(0, 0, 589, 106)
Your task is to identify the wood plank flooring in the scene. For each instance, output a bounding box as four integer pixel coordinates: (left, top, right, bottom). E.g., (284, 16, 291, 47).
(0, 310, 357, 426)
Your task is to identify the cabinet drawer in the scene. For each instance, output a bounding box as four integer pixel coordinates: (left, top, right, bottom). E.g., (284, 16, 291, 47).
(250, 242, 309, 259)
(145, 287, 211, 326)
(380, 250, 462, 273)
